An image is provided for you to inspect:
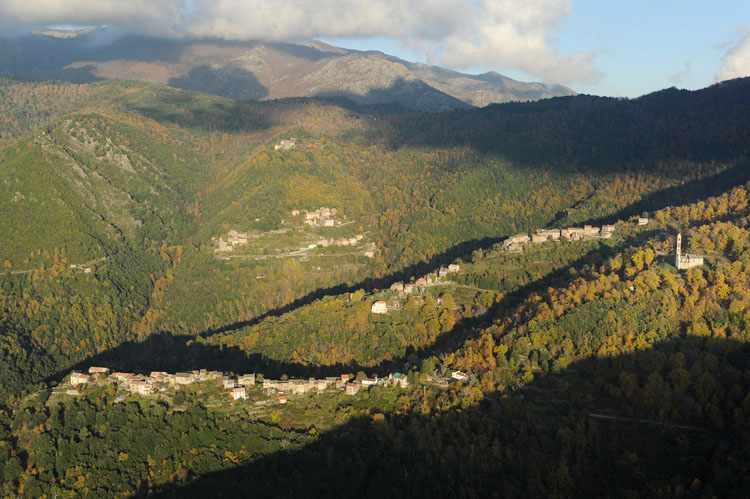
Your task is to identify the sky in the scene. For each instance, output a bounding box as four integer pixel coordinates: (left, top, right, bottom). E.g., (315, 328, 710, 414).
(0, 0, 748, 97)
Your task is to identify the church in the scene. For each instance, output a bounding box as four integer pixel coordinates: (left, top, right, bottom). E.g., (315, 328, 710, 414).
(675, 233, 704, 270)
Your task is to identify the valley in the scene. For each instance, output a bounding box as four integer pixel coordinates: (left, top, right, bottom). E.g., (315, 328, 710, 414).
(1, 75, 750, 497)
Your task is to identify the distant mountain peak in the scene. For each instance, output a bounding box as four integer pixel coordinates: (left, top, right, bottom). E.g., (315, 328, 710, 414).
(1, 34, 575, 111)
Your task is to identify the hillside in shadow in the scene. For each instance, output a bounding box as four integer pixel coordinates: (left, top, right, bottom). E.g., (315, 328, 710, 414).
(169, 65, 269, 100)
(46, 227, 660, 389)
(561, 161, 750, 228)
(390, 78, 750, 172)
(147, 334, 750, 498)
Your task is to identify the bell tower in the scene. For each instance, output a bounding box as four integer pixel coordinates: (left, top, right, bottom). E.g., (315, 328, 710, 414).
(675, 233, 682, 269)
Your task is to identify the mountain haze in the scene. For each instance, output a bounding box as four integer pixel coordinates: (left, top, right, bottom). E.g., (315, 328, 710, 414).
(0, 31, 575, 111)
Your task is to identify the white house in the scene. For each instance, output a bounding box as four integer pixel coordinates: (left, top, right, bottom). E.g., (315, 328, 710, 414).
(371, 301, 388, 314)
(232, 387, 247, 400)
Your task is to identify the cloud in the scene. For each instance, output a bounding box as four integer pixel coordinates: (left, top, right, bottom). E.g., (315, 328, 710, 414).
(0, 0, 598, 84)
(437, 0, 600, 84)
(670, 62, 691, 85)
(715, 31, 750, 82)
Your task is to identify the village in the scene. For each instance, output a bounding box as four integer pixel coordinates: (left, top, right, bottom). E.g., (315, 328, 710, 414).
(213, 207, 376, 259)
(62, 366, 470, 406)
(501, 222, 623, 252)
(369, 263, 461, 314)
(502, 216, 704, 271)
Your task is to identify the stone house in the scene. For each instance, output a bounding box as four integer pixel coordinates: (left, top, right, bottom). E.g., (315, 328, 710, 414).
(278, 393, 288, 404)
(128, 380, 152, 396)
(390, 372, 409, 388)
(403, 283, 415, 294)
(237, 374, 255, 386)
(221, 376, 235, 389)
(390, 282, 404, 292)
(562, 228, 584, 240)
(503, 233, 531, 247)
(537, 229, 561, 240)
(88, 367, 110, 375)
(112, 372, 134, 381)
(529, 233, 544, 244)
(345, 383, 360, 395)
(583, 225, 600, 237)
(263, 379, 279, 390)
(451, 371, 469, 381)
(70, 372, 90, 385)
(387, 297, 401, 310)
(638, 217, 649, 226)
(175, 372, 195, 385)
(232, 387, 247, 400)
(447, 264, 460, 273)
(362, 378, 378, 386)
(288, 380, 310, 395)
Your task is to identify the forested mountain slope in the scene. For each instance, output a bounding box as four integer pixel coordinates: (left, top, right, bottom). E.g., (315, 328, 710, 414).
(1, 76, 750, 496)
(4, 168, 750, 497)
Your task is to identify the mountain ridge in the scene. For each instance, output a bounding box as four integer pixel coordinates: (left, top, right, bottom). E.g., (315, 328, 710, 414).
(0, 30, 575, 111)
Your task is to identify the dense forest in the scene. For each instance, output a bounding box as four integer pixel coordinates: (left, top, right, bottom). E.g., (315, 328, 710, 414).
(1, 76, 750, 496)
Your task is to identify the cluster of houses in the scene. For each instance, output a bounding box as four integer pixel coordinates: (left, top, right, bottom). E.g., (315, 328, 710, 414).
(274, 138, 296, 151)
(262, 373, 409, 401)
(213, 226, 375, 258)
(371, 264, 460, 314)
(66, 367, 410, 403)
(502, 225, 617, 252)
(292, 207, 340, 228)
(214, 230, 252, 253)
(309, 236, 376, 258)
(68, 264, 92, 274)
(307, 233, 365, 249)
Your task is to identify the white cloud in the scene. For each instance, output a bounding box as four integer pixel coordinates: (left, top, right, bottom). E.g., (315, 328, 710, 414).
(438, 0, 599, 83)
(0, 0, 598, 84)
(716, 32, 750, 82)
